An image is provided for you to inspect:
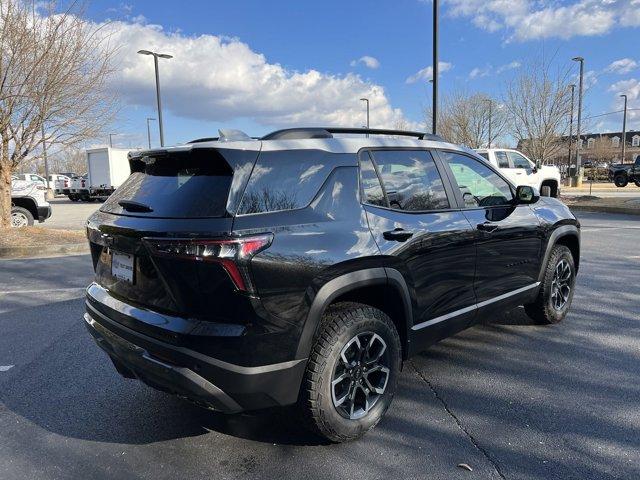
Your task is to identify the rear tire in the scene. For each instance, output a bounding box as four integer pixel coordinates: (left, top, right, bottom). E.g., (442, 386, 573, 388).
(525, 245, 576, 325)
(299, 302, 401, 442)
(11, 207, 34, 227)
(634, 180, 640, 188)
(614, 174, 628, 187)
(540, 185, 551, 197)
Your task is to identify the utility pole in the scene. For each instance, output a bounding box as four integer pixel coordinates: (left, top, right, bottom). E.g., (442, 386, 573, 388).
(41, 124, 51, 193)
(572, 56, 584, 183)
(138, 50, 173, 147)
(146, 117, 156, 149)
(109, 133, 116, 148)
(568, 84, 575, 177)
(485, 99, 492, 148)
(432, 0, 439, 135)
(620, 94, 627, 164)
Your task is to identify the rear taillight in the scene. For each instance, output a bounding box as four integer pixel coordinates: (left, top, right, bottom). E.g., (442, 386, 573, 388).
(142, 234, 273, 294)
(64, 181, 69, 187)
(81, 180, 86, 187)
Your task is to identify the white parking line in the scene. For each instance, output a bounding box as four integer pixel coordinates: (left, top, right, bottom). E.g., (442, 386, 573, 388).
(0, 365, 14, 372)
(0, 287, 86, 295)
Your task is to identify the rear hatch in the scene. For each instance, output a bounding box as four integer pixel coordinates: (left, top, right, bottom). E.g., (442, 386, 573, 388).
(87, 145, 261, 321)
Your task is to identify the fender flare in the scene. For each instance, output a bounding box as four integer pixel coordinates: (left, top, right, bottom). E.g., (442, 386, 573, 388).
(538, 224, 580, 282)
(295, 267, 413, 360)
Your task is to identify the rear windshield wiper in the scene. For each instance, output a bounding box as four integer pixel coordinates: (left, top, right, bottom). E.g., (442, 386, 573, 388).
(118, 200, 153, 213)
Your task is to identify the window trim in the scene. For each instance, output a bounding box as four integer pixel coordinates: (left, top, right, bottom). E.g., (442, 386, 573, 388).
(432, 149, 517, 211)
(357, 147, 459, 214)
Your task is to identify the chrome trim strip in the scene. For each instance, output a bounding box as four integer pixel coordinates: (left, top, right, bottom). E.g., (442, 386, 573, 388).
(411, 282, 540, 331)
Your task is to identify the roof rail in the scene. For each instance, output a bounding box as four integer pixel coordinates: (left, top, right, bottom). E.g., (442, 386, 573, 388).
(187, 137, 219, 144)
(261, 127, 443, 141)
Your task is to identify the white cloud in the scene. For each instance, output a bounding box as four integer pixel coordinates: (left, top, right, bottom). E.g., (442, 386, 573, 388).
(605, 58, 638, 74)
(469, 66, 490, 79)
(350, 55, 380, 69)
(608, 78, 640, 128)
(445, 0, 628, 41)
(100, 21, 410, 129)
(406, 62, 452, 84)
(496, 60, 521, 74)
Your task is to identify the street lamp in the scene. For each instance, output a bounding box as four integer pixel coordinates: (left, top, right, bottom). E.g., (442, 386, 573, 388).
(360, 98, 369, 137)
(138, 49, 173, 147)
(484, 99, 492, 148)
(572, 56, 584, 179)
(432, 0, 439, 135)
(568, 84, 576, 175)
(108, 133, 119, 148)
(620, 94, 627, 164)
(146, 117, 156, 149)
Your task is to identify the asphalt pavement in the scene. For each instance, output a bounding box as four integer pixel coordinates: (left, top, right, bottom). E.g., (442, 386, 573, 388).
(43, 197, 99, 230)
(1, 211, 639, 480)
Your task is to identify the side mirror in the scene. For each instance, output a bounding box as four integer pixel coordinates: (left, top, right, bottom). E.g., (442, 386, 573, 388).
(515, 185, 539, 204)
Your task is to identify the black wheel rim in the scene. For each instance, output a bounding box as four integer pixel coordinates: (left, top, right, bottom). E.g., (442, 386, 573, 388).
(331, 332, 390, 420)
(551, 259, 572, 310)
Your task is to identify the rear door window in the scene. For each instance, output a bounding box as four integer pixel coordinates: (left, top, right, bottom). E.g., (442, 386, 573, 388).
(364, 149, 450, 211)
(495, 151, 510, 168)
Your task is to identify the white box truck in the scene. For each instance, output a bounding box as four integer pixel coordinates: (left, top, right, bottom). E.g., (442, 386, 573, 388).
(86, 147, 131, 200)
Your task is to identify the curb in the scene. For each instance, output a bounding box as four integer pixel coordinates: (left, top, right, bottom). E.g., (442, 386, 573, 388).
(0, 243, 90, 259)
(568, 205, 640, 216)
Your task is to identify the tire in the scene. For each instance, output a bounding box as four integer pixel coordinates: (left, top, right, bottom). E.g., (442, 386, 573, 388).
(634, 180, 640, 188)
(614, 174, 628, 187)
(540, 185, 551, 197)
(68, 194, 79, 202)
(525, 245, 576, 325)
(299, 302, 401, 442)
(11, 206, 34, 228)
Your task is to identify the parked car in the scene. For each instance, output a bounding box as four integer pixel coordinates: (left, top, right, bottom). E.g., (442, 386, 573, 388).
(49, 174, 71, 195)
(609, 155, 640, 187)
(11, 176, 51, 227)
(68, 175, 90, 201)
(13, 173, 47, 186)
(83, 127, 580, 442)
(475, 148, 562, 197)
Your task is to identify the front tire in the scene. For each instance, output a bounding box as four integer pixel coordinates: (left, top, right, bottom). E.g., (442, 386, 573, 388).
(525, 245, 576, 325)
(614, 174, 628, 187)
(299, 302, 401, 442)
(11, 207, 34, 227)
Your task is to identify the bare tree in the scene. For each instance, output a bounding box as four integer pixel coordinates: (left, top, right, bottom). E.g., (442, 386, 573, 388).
(0, 0, 117, 227)
(426, 91, 508, 148)
(504, 58, 572, 163)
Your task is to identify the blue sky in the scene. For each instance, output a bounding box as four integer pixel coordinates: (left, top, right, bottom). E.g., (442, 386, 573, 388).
(83, 0, 640, 148)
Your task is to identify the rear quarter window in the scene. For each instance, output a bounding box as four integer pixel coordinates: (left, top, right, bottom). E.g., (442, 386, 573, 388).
(237, 150, 352, 214)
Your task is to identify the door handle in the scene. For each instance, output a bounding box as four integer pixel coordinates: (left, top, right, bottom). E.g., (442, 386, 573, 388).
(477, 222, 499, 233)
(383, 228, 414, 242)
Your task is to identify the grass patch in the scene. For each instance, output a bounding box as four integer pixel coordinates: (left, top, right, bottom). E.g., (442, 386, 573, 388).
(0, 226, 86, 249)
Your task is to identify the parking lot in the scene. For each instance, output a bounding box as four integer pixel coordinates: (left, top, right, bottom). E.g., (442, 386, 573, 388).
(43, 198, 100, 230)
(0, 210, 638, 480)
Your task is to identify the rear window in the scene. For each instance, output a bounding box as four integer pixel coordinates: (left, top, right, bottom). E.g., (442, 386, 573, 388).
(102, 149, 234, 218)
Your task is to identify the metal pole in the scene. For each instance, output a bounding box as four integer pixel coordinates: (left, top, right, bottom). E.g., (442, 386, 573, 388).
(146, 118, 155, 149)
(41, 124, 50, 190)
(568, 84, 575, 175)
(486, 99, 492, 148)
(621, 94, 627, 164)
(432, 0, 439, 135)
(109, 134, 114, 148)
(360, 98, 369, 137)
(573, 57, 584, 173)
(153, 55, 165, 147)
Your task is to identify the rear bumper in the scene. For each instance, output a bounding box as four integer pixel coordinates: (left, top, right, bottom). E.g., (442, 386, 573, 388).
(84, 285, 307, 413)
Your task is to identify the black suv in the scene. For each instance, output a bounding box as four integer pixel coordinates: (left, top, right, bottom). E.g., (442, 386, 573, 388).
(84, 127, 580, 442)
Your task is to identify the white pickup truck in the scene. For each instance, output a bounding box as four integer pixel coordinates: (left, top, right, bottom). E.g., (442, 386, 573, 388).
(11, 176, 52, 227)
(475, 148, 561, 198)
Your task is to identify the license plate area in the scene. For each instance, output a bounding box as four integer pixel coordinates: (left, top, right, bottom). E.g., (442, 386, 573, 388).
(111, 251, 135, 284)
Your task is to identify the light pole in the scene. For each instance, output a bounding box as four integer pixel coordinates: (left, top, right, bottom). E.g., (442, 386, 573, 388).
(146, 117, 156, 149)
(620, 94, 627, 164)
(138, 50, 173, 147)
(432, 0, 439, 135)
(572, 56, 584, 181)
(484, 99, 492, 148)
(108, 133, 118, 148)
(360, 98, 369, 137)
(568, 84, 575, 176)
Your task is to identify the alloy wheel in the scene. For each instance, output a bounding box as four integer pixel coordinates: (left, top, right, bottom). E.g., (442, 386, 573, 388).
(551, 259, 572, 310)
(331, 332, 390, 420)
(11, 212, 28, 228)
